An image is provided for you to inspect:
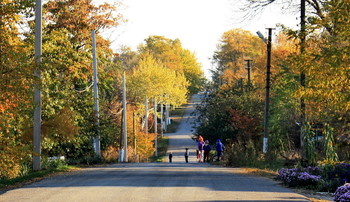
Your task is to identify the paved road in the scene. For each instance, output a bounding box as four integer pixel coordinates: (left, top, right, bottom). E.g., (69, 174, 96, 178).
(0, 94, 310, 202)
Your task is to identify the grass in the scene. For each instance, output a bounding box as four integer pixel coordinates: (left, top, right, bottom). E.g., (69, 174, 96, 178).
(166, 118, 181, 133)
(150, 136, 169, 162)
(0, 165, 77, 190)
(169, 106, 187, 116)
(166, 106, 187, 133)
(241, 168, 278, 178)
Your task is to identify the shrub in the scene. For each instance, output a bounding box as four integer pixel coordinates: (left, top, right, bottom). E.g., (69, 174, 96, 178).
(333, 183, 350, 202)
(42, 157, 68, 170)
(101, 146, 118, 163)
(0, 136, 30, 179)
(277, 162, 350, 193)
(321, 162, 350, 192)
(19, 162, 31, 177)
(277, 168, 321, 187)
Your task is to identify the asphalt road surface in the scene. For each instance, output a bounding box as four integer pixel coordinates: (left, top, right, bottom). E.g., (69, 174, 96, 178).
(0, 94, 310, 202)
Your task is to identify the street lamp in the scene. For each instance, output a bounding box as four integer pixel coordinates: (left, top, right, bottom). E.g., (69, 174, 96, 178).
(257, 28, 273, 153)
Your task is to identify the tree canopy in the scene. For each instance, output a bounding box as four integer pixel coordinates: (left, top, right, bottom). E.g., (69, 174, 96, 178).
(0, 1, 205, 179)
(195, 0, 350, 166)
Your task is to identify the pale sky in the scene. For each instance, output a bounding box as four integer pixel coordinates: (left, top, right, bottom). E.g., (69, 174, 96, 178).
(101, 0, 299, 78)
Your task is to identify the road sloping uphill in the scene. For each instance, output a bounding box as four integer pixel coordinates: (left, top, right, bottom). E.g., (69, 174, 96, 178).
(0, 94, 311, 202)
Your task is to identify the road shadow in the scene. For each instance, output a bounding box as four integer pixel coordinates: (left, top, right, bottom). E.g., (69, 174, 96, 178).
(17, 163, 297, 191)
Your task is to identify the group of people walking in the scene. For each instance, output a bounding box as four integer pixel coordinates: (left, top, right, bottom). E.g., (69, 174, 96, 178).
(196, 136, 224, 163)
(168, 135, 224, 163)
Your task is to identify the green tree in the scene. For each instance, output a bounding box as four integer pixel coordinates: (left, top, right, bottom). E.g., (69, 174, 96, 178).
(180, 49, 205, 94)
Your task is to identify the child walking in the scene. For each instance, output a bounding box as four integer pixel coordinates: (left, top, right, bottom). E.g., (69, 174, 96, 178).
(184, 148, 189, 163)
(169, 152, 173, 163)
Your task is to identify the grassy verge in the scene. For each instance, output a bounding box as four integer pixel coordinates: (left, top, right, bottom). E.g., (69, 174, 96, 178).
(0, 165, 77, 190)
(241, 168, 278, 178)
(169, 105, 187, 116)
(166, 106, 187, 133)
(150, 136, 169, 162)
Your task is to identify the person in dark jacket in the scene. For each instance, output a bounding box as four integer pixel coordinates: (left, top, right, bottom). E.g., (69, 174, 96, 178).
(203, 140, 212, 162)
(216, 139, 224, 161)
(169, 152, 173, 163)
(184, 148, 190, 163)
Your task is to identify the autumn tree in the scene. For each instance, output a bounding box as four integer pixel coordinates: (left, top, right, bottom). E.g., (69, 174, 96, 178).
(181, 49, 206, 94)
(127, 54, 189, 108)
(139, 35, 205, 94)
(240, 0, 350, 162)
(0, 0, 35, 179)
(212, 28, 265, 91)
(19, 0, 125, 160)
(293, 0, 350, 160)
(195, 28, 301, 166)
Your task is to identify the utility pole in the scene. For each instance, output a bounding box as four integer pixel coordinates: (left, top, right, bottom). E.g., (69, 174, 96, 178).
(92, 30, 101, 156)
(257, 29, 273, 153)
(263, 28, 273, 153)
(133, 112, 136, 155)
(164, 104, 169, 132)
(160, 103, 164, 137)
(166, 104, 170, 126)
(33, 0, 42, 171)
(122, 71, 128, 162)
(154, 98, 158, 156)
(145, 97, 148, 135)
(245, 59, 252, 88)
(300, 0, 306, 160)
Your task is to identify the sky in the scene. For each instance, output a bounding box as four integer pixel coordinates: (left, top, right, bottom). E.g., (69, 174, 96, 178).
(101, 0, 299, 78)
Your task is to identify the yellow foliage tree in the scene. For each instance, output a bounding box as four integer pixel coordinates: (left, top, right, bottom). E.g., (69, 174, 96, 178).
(127, 54, 189, 107)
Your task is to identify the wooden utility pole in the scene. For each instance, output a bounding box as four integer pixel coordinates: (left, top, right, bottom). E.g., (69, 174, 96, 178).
(154, 98, 158, 157)
(160, 103, 164, 137)
(263, 28, 273, 153)
(245, 59, 252, 88)
(300, 0, 306, 159)
(145, 97, 148, 134)
(133, 112, 136, 155)
(33, 0, 42, 171)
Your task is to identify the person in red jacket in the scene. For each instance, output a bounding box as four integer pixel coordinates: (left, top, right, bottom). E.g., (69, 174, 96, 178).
(197, 135, 204, 159)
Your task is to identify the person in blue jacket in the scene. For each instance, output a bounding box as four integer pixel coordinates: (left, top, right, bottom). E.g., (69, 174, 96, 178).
(203, 140, 212, 162)
(197, 140, 204, 162)
(216, 139, 224, 161)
